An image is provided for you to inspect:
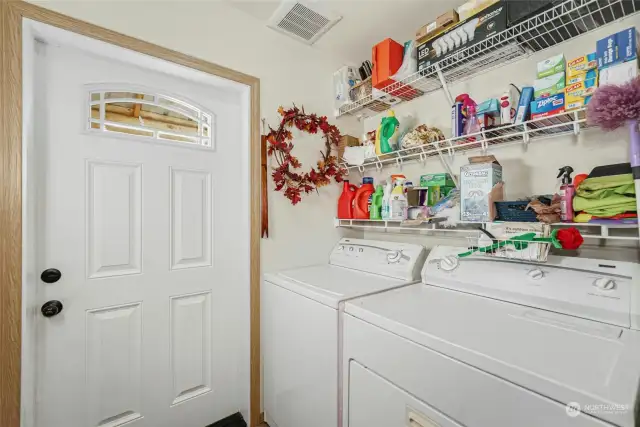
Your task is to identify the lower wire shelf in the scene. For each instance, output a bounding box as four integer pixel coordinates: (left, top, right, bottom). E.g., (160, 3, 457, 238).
(335, 218, 640, 241)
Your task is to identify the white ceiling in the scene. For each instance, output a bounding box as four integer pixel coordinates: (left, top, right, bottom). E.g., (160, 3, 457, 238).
(224, 0, 456, 64)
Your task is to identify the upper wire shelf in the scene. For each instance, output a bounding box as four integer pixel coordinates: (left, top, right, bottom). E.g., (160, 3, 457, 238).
(337, 0, 640, 118)
(342, 108, 588, 174)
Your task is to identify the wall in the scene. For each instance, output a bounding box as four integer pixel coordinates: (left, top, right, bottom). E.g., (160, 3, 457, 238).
(360, 14, 640, 261)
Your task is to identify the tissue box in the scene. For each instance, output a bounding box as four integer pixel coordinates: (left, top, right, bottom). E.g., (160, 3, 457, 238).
(600, 60, 639, 86)
(564, 78, 597, 111)
(597, 27, 639, 69)
(537, 53, 565, 78)
(567, 53, 597, 76)
(530, 93, 565, 119)
(533, 72, 566, 99)
(460, 155, 503, 222)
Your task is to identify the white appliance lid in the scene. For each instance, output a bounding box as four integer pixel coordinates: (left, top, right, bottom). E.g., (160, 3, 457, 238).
(345, 284, 640, 427)
(264, 264, 409, 309)
(422, 246, 640, 329)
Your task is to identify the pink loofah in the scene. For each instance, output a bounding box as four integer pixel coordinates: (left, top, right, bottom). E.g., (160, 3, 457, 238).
(587, 77, 640, 130)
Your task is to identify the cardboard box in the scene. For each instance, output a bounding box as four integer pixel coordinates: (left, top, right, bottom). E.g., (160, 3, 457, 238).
(514, 86, 534, 124)
(419, 173, 456, 187)
(600, 60, 639, 86)
(597, 27, 639, 70)
(537, 54, 565, 78)
(460, 155, 503, 222)
(564, 78, 597, 111)
(457, 0, 500, 21)
(566, 69, 598, 85)
(416, 10, 459, 45)
(372, 38, 404, 90)
(567, 53, 597, 76)
(418, 1, 507, 71)
(533, 72, 566, 99)
(530, 93, 565, 119)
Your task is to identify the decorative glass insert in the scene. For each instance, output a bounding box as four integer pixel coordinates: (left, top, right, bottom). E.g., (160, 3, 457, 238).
(88, 90, 214, 148)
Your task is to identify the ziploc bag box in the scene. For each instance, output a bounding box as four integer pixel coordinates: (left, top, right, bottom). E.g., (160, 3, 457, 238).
(533, 72, 565, 99)
(460, 155, 502, 222)
(600, 60, 639, 86)
(566, 69, 598, 85)
(537, 54, 565, 78)
(567, 53, 597, 76)
(597, 27, 639, 69)
(565, 78, 597, 111)
(530, 93, 565, 119)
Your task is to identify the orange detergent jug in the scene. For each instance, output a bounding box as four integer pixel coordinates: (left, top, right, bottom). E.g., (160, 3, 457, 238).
(353, 177, 375, 219)
(338, 181, 357, 219)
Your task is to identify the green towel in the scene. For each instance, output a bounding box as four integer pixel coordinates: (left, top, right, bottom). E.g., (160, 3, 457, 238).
(573, 173, 636, 216)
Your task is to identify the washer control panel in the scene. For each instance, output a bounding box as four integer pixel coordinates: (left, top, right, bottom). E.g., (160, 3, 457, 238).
(331, 238, 427, 281)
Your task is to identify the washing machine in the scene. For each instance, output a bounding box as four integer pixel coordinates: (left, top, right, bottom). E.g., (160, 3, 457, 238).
(263, 238, 427, 427)
(343, 245, 640, 427)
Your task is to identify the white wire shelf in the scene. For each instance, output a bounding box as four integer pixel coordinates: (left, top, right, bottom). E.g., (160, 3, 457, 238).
(342, 109, 588, 174)
(335, 218, 640, 241)
(337, 0, 640, 119)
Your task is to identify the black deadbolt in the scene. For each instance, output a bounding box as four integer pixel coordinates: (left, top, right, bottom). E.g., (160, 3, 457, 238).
(41, 268, 62, 284)
(41, 300, 63, 317)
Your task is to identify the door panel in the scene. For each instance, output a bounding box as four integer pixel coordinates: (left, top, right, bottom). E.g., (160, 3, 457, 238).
(170, 291, 212, 405)
(86, 160, 142, 278)
(86, 303, 143, 427)
(32, 39, 245, 427)
(170, 168, 212, 270)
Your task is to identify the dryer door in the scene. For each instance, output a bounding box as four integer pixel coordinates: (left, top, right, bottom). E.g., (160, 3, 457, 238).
(349, 360, 463, 427)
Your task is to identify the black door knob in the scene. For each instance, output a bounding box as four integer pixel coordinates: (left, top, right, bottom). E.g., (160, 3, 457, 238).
(41, 268, 62, 284)
(41, 300, 63, 317)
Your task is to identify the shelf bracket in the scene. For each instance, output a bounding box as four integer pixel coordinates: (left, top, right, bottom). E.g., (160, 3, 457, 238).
(435, 64, 454, 106)
(522, 123, 530, 146)
(395, 156, 404, 170)
(435, 142, 460, 189)
(357, 165, 365, 175)
(419, 145, 428, 165)
(342, 163, 350, 176)
(480, 129, 489, 153)
(573, 110, 580, 136)
(374, 155, 383, 170)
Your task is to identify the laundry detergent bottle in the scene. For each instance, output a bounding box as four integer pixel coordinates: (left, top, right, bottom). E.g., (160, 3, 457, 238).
(388, 177, 408, 220)
(354, 177, 375, 219)
(338, 180, 357, 219)
(369, 185, 384, 220)
(381, 180, 393, 220)
(375, 111, 400, 156)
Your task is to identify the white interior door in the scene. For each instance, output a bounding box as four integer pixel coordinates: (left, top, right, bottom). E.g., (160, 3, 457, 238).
(28, 32, 249, 427)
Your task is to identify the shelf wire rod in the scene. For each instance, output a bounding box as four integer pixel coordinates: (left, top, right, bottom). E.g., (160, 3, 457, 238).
(434, 63, 454, 106)
(573, 110, 581, 135)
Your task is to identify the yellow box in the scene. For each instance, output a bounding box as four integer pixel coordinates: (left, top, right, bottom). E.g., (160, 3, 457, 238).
(566, 53, 597, 77)
(564, 79, 597, 111)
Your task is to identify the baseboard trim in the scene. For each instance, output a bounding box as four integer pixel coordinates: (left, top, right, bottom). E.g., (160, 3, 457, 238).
(207, 412, 247, 427)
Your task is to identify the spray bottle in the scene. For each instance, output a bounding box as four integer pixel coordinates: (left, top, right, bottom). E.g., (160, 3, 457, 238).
(381, 181, 392, 220)
(557, 166, 575, 222)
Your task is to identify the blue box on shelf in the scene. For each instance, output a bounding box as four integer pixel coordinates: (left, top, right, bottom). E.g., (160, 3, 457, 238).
(596, 27, 639, 69)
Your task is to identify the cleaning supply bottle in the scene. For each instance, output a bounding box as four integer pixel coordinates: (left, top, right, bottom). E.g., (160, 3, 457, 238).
(388, 177, 408, 220)
(375, 110, 400, 156)
(337, 180, 357, 219)
(558, 166, 575, 222)
(354, 177, 375, 219)
(381, 180, 393, 220)
(463, 104, 481, 139)
(370, 185, 384, 220)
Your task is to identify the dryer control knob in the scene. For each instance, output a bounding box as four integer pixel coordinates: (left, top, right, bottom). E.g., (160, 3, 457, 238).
(386, 250, 402, 263)
(440, 256, 459, 271)
(593, 278, 616, 291)
(527, 268, 545, 280)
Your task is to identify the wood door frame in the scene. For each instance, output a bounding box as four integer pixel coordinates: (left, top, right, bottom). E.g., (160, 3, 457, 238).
(0, 2, 262, 426)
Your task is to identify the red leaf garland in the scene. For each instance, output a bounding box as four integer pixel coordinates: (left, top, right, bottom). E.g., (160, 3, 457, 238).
(266, 105, 345, 205)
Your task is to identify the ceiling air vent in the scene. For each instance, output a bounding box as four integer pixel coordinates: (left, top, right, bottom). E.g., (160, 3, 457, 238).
(268, 1, 342, 45)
